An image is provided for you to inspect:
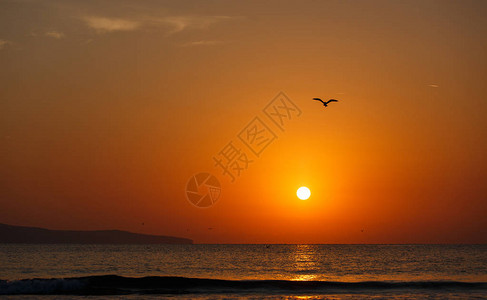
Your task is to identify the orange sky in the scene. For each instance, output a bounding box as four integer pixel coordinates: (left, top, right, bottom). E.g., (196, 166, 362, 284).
(1, 0, 486, 243)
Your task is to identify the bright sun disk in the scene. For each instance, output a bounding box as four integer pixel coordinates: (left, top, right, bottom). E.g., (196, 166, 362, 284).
(297, 186, 311, 200)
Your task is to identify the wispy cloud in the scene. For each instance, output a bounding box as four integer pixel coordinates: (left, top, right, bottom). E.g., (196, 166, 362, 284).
(181, 40, 224, 47)
(45, 31, 65, 39)
(83, 16, 140, 33)
(428, 84, 439, 88)
(80, 14, 233, 36)
(159, 16, 232, 34)
(0, 39, 12, 50)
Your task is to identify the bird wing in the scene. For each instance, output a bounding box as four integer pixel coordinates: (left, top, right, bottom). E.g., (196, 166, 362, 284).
(327, 99, 338, 102)
(312, 98, 325, 104)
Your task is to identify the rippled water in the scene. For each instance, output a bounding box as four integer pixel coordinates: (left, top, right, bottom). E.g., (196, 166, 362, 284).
(1, 244, 486, 299)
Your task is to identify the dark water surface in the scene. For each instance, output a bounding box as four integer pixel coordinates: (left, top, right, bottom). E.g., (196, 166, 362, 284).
(1, 244, 486, 299)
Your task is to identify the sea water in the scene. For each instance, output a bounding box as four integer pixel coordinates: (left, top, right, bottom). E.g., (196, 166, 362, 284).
(1, 244, 486, 299)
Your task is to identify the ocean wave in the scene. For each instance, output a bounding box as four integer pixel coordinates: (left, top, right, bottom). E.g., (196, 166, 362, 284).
(1, 275, 486, 295)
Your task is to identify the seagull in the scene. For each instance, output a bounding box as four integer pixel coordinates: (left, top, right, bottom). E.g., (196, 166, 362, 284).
(313, 98, 338, 107)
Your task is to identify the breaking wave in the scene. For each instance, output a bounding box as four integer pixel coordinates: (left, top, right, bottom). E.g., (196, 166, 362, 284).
(1, 275, 486, 295)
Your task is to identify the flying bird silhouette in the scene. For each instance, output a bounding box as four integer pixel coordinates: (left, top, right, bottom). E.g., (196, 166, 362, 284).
(313, 98, 338, 107)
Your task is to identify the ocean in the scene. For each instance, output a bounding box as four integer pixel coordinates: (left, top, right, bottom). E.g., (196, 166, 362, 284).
(1, 244, 486, 299)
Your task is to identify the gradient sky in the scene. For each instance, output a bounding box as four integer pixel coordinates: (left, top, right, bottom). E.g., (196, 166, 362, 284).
(1, 0, 486, 243)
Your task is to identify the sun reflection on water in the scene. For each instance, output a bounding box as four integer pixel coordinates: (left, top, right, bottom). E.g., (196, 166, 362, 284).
(292, 244, 319, 281)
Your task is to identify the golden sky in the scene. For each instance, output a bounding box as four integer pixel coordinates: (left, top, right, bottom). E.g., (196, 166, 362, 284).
(1, 0, 486, 243)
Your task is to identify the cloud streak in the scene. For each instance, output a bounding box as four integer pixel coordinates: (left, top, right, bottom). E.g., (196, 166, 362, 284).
(159, 16, 232, 34)
(0, 39, 12, 50)
(83, 16, 140, 33)
(45, 31, 65, 39)
(181, 40, 225, 47)
(81, 14, 233, 35)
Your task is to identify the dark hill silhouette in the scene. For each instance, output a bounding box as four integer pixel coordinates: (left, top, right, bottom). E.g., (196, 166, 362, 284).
(0, 223, 192, 244)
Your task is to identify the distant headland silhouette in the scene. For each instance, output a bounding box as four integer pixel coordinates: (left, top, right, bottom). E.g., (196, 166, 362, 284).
(0, 223, 192, 244)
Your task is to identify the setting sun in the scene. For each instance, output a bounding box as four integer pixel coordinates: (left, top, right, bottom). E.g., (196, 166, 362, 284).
(1, 1, 486, 298)
(297, 187, 311, 200)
